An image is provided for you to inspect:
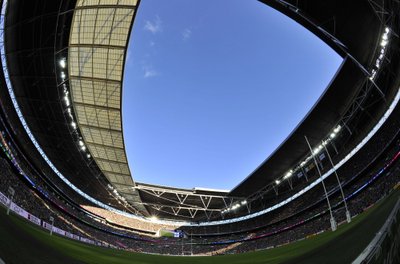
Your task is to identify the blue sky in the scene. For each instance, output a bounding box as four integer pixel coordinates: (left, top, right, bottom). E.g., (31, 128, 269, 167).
(122, 0, 342, 190)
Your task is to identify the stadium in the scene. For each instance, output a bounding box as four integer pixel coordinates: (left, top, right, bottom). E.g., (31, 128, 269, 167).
(0, 0, 399, 263)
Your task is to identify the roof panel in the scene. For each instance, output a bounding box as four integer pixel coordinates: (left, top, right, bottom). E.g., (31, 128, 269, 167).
(88, 143, 127, 163)
(76, 0, 138, 7)
(109, 8, 135, 46)
(69, 47, 124, 81)
(70, 78, 121, 109)
(81, 126, 124, 148)
(100, 0, 138, 6)
(77, 0, 100, 6)
(94, 8, 115, 46)
(70, 9, 97, 45)
(74, 104, 121, 130)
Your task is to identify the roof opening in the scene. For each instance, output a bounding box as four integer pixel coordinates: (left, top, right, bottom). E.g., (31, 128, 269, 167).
(122, 0, 342, 190)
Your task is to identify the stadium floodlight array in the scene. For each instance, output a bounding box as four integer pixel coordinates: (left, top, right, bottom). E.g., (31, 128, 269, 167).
(272, 124, 342, 186)
(221, 200, 248, 214)
(370, 27, 390, 81)
(57, 56, 94, 161)
(271, 24, 392, 187)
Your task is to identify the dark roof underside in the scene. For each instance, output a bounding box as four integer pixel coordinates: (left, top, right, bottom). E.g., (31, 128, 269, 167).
(1, 0, 395, 221)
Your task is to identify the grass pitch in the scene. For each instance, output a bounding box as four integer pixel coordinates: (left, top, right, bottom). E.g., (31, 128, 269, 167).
(0, 189, 398, 264)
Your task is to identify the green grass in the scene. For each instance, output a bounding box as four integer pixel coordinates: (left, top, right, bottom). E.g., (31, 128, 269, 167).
(0, 189, 398, 264)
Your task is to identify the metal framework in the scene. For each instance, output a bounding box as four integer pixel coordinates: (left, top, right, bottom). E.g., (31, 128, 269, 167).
(134, 184, 241, 219)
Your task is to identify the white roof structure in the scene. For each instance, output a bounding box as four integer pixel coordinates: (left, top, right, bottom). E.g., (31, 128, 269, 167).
(68, 0, 147, 213)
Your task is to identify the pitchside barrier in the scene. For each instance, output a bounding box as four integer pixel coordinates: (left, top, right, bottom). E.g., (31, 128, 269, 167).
(0, 190, 109, 248)
(352, 197, 400, 264)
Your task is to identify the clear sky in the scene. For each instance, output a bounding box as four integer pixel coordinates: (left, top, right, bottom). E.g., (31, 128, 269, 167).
(122, 0, 342, 191)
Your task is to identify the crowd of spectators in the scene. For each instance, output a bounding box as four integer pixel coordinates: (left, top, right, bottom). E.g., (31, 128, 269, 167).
(1, 132, 398, 255)
(80, 204, 174, 233)
(0, 99, 399, 255)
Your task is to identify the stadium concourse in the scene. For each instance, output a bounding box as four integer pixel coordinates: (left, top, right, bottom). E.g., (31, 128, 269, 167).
(0, 0, 399, 263)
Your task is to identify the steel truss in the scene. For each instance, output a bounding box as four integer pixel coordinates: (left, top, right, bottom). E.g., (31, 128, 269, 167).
(134, 184, 241, 220)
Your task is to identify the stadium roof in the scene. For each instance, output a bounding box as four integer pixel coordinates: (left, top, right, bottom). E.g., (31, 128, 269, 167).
(1, 0, 398, 221)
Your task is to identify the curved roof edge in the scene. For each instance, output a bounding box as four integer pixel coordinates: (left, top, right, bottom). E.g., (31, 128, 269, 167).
(67, 0, 148, 214)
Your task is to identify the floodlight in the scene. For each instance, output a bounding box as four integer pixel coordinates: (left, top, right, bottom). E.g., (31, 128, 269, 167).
(333, 125, 341, 133)
(59, 58, 66, 68)
(64, 96, 70, 106)
(313, 147, 321, 155)
(284, 170, 293, 179)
